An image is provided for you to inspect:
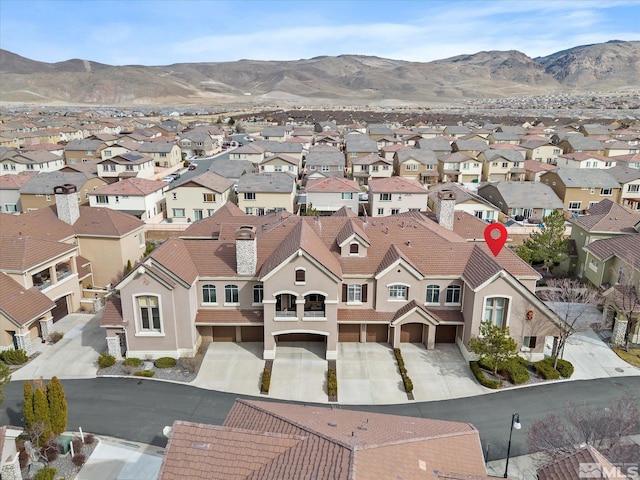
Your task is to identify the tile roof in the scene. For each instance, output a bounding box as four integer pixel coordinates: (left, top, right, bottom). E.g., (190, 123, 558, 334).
(91, 177, 167, 196)
(462, 246, 503, 290)
(306, 177, 360, 192)
(397, 148, 439, 164)
(170, 171, 235, 193)
(573, 199, 640, 233)
(0, 173, 35, 190)
(19, 171, 96, 194)
(100, 296, 126, 327)
(148, 239, 199, 285)
(523, 160, 558, 173)
(0, 272, 55, 326)
(0, 235, 77, 272)
(478, 182, 564, 209)
(605, 165, 640, 184)
(72, 207, 144, 237)
(237, 172, 295, 193)
(585, 234, 640, 266)
(549, 168, 620, 188)
(0, 210, 75, 242)
(195, 309, 263, 325)
(368, 176, 427, 194)
(537, 444, 624, 480)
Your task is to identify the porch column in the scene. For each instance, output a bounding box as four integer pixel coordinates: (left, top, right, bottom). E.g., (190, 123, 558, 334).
(106, 336, 122, 359)
(14, 331, 32, 356)
(425, 324, 436, 350)
(296, 298, 305, 319)
(40, 317, 54, 341)
(611, 316, 628, 346)
(263, 334, 276, 360)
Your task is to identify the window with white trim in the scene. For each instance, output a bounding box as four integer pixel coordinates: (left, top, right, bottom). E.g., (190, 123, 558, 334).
(425, 284, 440, 304)
(628, 184, 639, 193)
(342, 192, 353, 200)
(445, 285, 461, 305)
(225, 284, 239, 304)
(202, 284, 216, 303)
(253, 284, 264, 304)
(138, 295, 161, 332)
(523, 336, 537, 348)
(295, 269, 306, 283)
(483, 297, 508, 328)
(568, 201, 581, 211)
(347, 284, 362, 302)
(172, 208, 185, 217)
(600, 188, 612, 196)
(389, 285, 407, 299)
(380, 193, 391, 201)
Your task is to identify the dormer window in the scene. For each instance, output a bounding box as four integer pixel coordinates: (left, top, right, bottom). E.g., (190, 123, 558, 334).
(295, 268, 306, 283)
(349, 243, 359, 254)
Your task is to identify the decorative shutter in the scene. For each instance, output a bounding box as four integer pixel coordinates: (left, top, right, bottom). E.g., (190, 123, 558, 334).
(405, 286, 410, 299)
(342, 284, 348, 302)
(530, 336, 537, 348)
(362, 284, 368, 302)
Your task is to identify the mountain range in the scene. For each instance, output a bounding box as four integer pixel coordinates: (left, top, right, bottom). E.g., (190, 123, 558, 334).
(0, 40, 638, 106)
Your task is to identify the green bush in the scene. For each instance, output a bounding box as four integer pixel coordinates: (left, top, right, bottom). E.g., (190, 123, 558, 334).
(327, 368, 338, 397)
(123, 357, 142, 367)
(1, 349, 29, 365)
(549, 358, 574, 378)
(34, 466, 57, 480)
(260, 367, 271, 393)
(502, 359, 530, 385)
(533, 359, 561, 380)
(516, 356, 531, 367)
(97, 352, 116, 369)
(470, 361, 501, 389)
(134, 370, 155, 377)
(154, 357, 177, 369)
(403, 376, 413, 393)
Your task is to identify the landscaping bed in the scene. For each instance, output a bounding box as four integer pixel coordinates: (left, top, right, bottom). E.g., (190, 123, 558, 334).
(97, 350, 204, 383)
(470, 357, 573, 389)
(613, 348, 640, 368)
(18, 433, 98, 480)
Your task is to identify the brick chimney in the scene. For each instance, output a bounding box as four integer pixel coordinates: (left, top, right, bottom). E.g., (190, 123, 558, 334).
(436, 189, 456, 231)
(54, 184, 80, 225)
(236, 225, 257, 275)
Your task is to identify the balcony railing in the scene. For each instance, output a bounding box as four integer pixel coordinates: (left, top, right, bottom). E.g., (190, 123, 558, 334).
(34, 280, 52, 291)
(56, 269, 73, 281)
(276, 310, 297, 317)
(303, 310, 325, 318)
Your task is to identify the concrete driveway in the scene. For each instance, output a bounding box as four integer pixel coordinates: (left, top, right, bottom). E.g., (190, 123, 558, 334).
(12, 313, 104, 381)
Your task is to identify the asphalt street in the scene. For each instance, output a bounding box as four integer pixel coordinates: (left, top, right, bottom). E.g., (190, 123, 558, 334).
(2, 376, 639, 461)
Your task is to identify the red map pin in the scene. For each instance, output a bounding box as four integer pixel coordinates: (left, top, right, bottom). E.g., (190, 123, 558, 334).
(484, 223, 508, 257)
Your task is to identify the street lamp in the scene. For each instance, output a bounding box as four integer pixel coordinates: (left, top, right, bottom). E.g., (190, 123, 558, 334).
(503, 413, 521, 478)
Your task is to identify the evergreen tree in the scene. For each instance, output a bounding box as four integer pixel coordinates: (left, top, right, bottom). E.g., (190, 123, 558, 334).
(23, 381, 35, 429)
(0, 362, 9, 407)
(516, 210, 568, 271)
(470, 320, 518, 375)
(33, 387, 52, 444)
(47, 376, 68, 436)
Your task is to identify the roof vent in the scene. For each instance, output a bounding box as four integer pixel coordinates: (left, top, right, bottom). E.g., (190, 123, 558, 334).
(328, 421, 338, 427)
(358, 424, 368, 431)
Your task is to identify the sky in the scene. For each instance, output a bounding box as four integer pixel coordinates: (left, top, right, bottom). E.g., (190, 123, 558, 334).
(1, 0, 639, 66)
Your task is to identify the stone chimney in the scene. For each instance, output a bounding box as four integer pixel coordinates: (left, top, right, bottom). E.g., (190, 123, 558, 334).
(236, 225, 257, 275)
(54, 184, 80, 225)
(436, 189, 456, 231)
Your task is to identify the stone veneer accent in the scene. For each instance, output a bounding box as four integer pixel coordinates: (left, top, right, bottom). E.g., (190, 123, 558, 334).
(106, 336, 122, 359)
(436, 190, 456, 231)
(1, 458, 21, 480)
(14, 331, 32, 356)
(40, 317, 54, 341)
(236, 226, 257, 276)
(611, 316, 628, 346)
(54, 184, 80, 225)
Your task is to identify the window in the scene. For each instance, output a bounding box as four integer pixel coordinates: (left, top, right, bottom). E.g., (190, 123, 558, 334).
(568, 201, 581, 211)
(391, 208, 400, 214)
(193, 209, 203, 220)
(589, 257, 600, 272)
(425, 285, 440, 304)
(348, 284, 362, 302)
(342, 192, 353, 200)
(377, 208, 384, 215)
(379, 193, 391, 201)
(295, 269, 306, 283)
(4, 204, 17, 213)
(207, 209, 215, 217)
(126, 165, 134, 171)
(412, 164, 418, 171)
(2, 164, 7, 170)
(309, 165, 316, 171)
(405, 164, 411, 171)
(586, 161, 592, 168)
(110, 165, 116, 171)
(46, 194, 51, 202)
(244, 192, 256, 200)
(253, 285, 264, 304)
(245, 207, 254, 215)
(513, 161, 520, 168)
(600, 188, 612, 196)
(627, 184, 639, 193)
(202, 284, 216, 303)
(372, 165, 379, 172)
(483, 297, 507, 328)
(462, 163, 469, 170)
(102, 164, 110, 171)
(225, 284, 239, 304)
(349, 243, 359, 254)
(389, 285, 407, 299)
(138, 296, 161, 331)
(104, 150, 111, 157)
(605, 161, 612, 167)
(321, 165, 330, 172)
(172, 193, 177, 200)
(203, 193, 215, 202)
(445, 285, 461, 305)
(502, 162, 509, 168)
(350, 152, 357, 157)
(27, 164, 35, 170)
(523, 336, 537, 349)
(160, 152, 167, 157)
(172, 208, 185, 217)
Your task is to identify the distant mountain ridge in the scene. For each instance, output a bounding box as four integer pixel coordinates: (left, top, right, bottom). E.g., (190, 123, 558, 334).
(0, 40, 638, 106)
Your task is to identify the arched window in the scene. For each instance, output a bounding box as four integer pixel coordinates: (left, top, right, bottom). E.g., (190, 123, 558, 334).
(225, 284, 239, 304)
(137, 295, 161, 332)
(253, 285, 264, 304)
(202, 284, 216, 303)
(425, 285, 440, 304)
(389, 284, 408, 300)
(349, 243, 359, 254)
(295, 268, 306, 283)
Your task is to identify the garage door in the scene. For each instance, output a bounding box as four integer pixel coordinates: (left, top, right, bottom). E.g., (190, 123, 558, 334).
(241, 326, 263, 342)
(435, 325, 458, 343)
(339, 325, 360, 342)
(277, 333, 325, 342)
(400, 323, 423, 343)
(366, 324, 388, 343)
(52, 296, 69, 322)
(212, 326, 236, 342)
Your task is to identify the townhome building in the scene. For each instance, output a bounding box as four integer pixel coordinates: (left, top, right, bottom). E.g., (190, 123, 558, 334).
(254, 141, 304, 164)
(88, 177, 168, 220)
(556, 152, 616, 169)
(605, 166, 640, 211)
(97, 152, 156, 181)
(368, 176, 427, 217)
(305, 177, 360, 216)
(0, 149, 65, 176)
(305, 145, 345, 179)
(101, 199, 562, 363)
(395, 149, 439, 184)
(260, 126, 290, 142)
(19, 171, 107, 212)
(99, 140, 141, 161)
(237, 172, 297, 216)
(259, 154, 300, 177)
(604, 139, 637, 157)
(178, 131, 215, 158)
(519, 139, 562, 164)
(479, 150, 526, 182)
(229, 143, 266, 163)
(557, 135, 605, 155)
(344, 136, 379, 172)
(367, 124, 394, 141)
(477, 182, 564, 222)
(165, 171, 235, 223)
(138, 141, 183, 168)
(351, 153, 393, 185)
(437, 152, 481, 183)
(64, 139, 106, 165)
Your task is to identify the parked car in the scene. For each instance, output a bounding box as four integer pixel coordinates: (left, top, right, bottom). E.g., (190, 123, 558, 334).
(188, 163, 198, 171)
(171, 172, 181, 179)
(162, 176, 174, 183)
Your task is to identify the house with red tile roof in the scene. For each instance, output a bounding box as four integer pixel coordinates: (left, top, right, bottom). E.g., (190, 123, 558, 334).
(88, 177, 168, 220)
(0, 172, 35, 214)
(537, 444, 626, 480)
(367, 176, 428, 217)
(305, 177, 360, 215)
(104, 197, 562, 362)
(159, 399, 493, 480)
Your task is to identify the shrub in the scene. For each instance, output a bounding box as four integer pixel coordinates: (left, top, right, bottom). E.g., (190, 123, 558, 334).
(403, 376, 414, 393)
(48, 331, 64, 344)
(327, 368, 338, 397)
(470, 361, 501, 389)
(18, 448, 29, 469)
(41, 442, 60, 462)
(180, 357, 199, 374)
(84, 433, 95, 444)
(72, 452, 86, 467)
(97, 352, 116, 369)
(1, 349, 29, 365)
(551, 358, 574, 378)
(72, 436, 83, 453)
(134, 369, 155, 377)
(123, 357, 142, 367)
(260, 367, 271, 393)
(154, 357, 177, 369)
(516, 356, 531, 367)
(34, 466, 57, 480)
(502, 359, 530, 385)
(533, 359, 561, 380)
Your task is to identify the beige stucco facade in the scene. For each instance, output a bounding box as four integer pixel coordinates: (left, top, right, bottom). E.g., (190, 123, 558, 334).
(238, 190, 296, 215)
(21, 177, 107, 212)
(166, 184, 232, 223)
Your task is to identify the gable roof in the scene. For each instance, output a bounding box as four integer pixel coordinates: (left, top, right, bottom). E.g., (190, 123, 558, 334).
(546, 168, 621, 189)
(19, 171, 96, 194)
(237, 173, 295, 193)
(0, 173, 35, 190)
(537, 444, 624, 480)
(368, 176, 427, 194)
(91, 177, 167, 196)
(306, 177, 360, 193)
(0, 235, 77, 272)
(478, 182, 563, 209)
(0, 273, 55, 327)
(584, 234, 640, 266)
(169, 171, 234, 194)
(573, 199, 640, 233)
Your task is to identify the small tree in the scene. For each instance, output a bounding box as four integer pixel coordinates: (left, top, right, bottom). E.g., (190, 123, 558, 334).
(0, 361, 9, 407)
(541, 278, 601, 368)
(606, 266, 640, 350)
(32, 387, 52, 446)
(126, 259, 133, 273)
(47, 376, 67, 436)
(517, 210, 568, 271)
(23, 381, 35, 429)
(470, 320, 518, 375)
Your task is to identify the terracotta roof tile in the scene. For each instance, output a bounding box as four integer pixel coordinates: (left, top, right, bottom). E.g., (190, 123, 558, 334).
(0, 235, 77, 272)
(149, 239, 199, 285)
(368, 176, 427, 194)
(537, 444, 625, 480)
(0, 173, 35, 190)
(91, 178, 167, 196)
(0, 273, 55, 326)
(100, 296, 126, 327)
(73, 207, 144, 237)
(462, 246, 503, 290)
(574, 199, 640, 233)
(306, 177, 360, 192)
(195, 309, 263, 325)
(338, 309, 394, 322)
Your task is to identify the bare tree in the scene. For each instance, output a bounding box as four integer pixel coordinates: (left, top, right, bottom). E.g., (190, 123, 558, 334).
(540, 278, 601, 368)
(606, 265, 640, 350)
(528, 397, 640, 464)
